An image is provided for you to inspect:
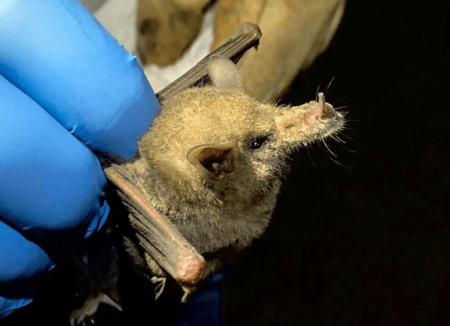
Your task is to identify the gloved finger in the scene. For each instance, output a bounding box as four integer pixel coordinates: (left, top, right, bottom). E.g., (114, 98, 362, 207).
(0, 0, 159, 159)
(0, 221, 54, 318)
(0, 296, 32, 319)
(0, 221, 54, 283)
(0, 75, 109, 242)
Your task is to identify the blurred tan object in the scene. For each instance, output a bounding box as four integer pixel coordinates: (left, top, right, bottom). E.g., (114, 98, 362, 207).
(136, 0, 211, 66)
(212, 0, 346, 102)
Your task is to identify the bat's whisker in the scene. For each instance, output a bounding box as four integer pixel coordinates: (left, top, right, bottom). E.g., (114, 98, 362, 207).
(321, 135, 337, 157)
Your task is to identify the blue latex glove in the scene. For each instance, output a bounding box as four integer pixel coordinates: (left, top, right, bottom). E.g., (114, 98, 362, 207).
(173, 266, 233, 326)
(0, 0, 158, 317)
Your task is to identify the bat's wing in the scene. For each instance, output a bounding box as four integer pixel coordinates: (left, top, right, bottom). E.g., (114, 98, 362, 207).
(100, 23, 262, 290)
(157, 22, 261, 103)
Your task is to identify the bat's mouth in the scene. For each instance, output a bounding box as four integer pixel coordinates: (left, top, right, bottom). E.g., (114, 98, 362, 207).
(275, 92, 344, 144)
(303, 93, 338, 126)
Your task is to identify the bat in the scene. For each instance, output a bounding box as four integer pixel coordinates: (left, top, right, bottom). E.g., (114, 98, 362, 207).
(70, 21, 345, 325)
(99, 22, 262, 291)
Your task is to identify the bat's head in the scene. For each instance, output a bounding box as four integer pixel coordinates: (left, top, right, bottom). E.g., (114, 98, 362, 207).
(137, 56, 344, 253)
(141, 56, 343, 188)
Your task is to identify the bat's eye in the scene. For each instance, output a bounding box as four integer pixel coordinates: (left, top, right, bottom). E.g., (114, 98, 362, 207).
(247, 134, 272, 150)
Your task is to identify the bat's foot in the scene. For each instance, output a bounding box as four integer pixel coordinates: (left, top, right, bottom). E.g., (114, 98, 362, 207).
(69, 292, 122, 326)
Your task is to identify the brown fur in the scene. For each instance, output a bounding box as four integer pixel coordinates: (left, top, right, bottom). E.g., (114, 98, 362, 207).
(125, 56, 344, 276)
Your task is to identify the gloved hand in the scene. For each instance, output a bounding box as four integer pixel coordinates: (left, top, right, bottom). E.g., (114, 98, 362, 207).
(0, 0, 158, 317)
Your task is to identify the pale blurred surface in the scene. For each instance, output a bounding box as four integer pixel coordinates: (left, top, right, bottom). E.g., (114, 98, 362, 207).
(83, 0, 138, 55)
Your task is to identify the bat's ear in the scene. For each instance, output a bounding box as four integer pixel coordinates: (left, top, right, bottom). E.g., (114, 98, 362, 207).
(207, 56, 242, 89)
(187, 142, 235, 178)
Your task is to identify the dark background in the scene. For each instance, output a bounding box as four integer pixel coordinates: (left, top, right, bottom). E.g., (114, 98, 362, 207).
(223, 0, 450, 325)
(3, 1, 450, 325)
